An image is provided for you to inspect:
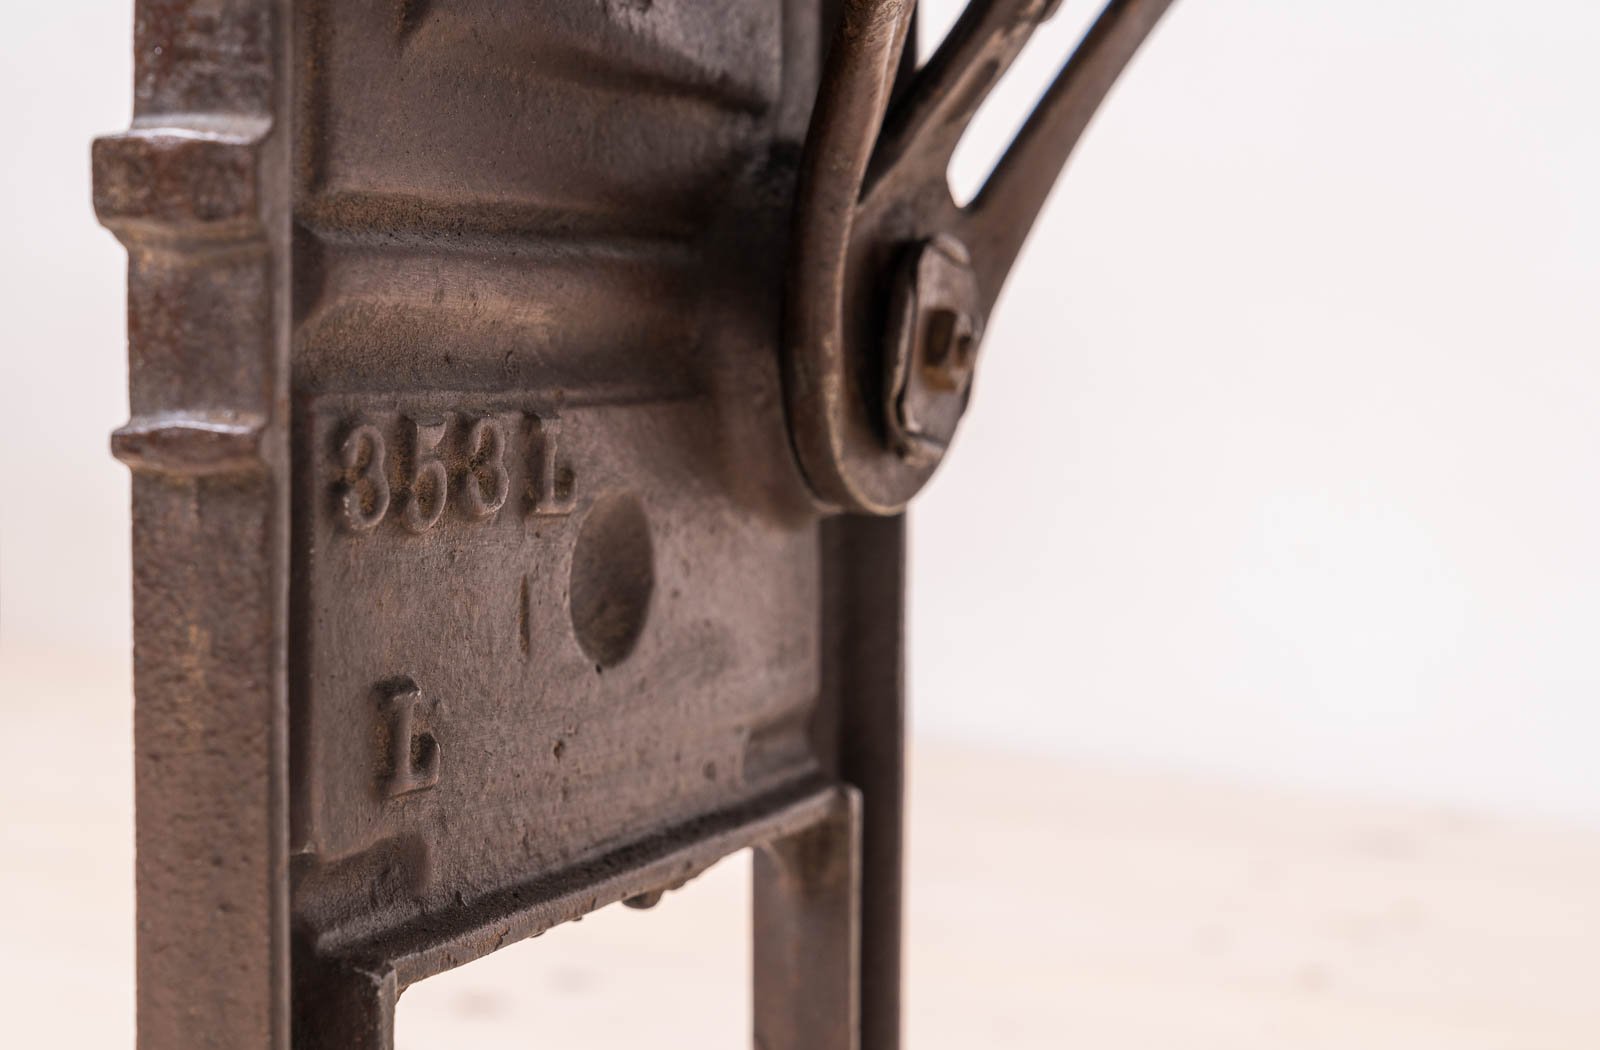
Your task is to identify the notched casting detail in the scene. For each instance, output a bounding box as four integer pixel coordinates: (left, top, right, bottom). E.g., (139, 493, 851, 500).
(379, 678, 441, 799)
(334, 410, 577, 534)
(112, 410, 270, 476)
(92, 120, 271, 240)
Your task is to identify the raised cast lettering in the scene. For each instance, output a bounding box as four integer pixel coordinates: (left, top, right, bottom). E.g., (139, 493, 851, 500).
(380, 678, 441, 798)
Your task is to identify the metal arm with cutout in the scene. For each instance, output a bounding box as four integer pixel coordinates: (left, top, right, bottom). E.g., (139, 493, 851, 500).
(785, 0, 1178, 514)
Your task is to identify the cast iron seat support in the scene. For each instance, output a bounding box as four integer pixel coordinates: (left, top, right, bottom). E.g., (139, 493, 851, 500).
(94, 2, 1171, 1047)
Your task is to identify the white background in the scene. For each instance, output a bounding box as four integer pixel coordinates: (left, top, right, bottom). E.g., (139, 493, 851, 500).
(4, 0, 1599, 822)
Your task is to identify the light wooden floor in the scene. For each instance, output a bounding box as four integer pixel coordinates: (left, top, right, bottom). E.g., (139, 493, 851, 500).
(5, 650, 1598, 1047)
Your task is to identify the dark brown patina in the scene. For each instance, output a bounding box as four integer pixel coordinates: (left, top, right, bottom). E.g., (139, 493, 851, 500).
(94, 2, 1171, 1047)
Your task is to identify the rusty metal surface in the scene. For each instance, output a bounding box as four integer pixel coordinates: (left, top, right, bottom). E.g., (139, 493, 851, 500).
(95, 1, 1166, 1047)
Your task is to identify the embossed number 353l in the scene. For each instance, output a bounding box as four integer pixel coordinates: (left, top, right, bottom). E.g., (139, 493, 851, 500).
(337, 416, 515, 533)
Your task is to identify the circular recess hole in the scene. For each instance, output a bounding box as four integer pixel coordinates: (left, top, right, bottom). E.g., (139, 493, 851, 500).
(568, 493, 655, 668)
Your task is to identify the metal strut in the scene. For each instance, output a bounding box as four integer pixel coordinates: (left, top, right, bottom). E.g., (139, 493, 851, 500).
(786, 0, 1178, 514)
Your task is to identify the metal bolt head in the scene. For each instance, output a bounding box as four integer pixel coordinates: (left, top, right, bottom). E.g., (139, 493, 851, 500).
(884, 235, 984, 465)
(919, 306, 979, 391)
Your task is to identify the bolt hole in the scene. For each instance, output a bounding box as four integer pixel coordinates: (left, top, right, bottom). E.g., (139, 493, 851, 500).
(568, 493, 655, 669)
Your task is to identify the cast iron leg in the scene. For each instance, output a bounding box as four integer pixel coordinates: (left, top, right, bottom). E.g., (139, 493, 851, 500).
(753, 792, 863, 1050)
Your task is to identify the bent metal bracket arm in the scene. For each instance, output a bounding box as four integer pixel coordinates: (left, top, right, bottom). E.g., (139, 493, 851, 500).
(93, 1, 1171, 1048)
(787, 0, 1175, 513)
